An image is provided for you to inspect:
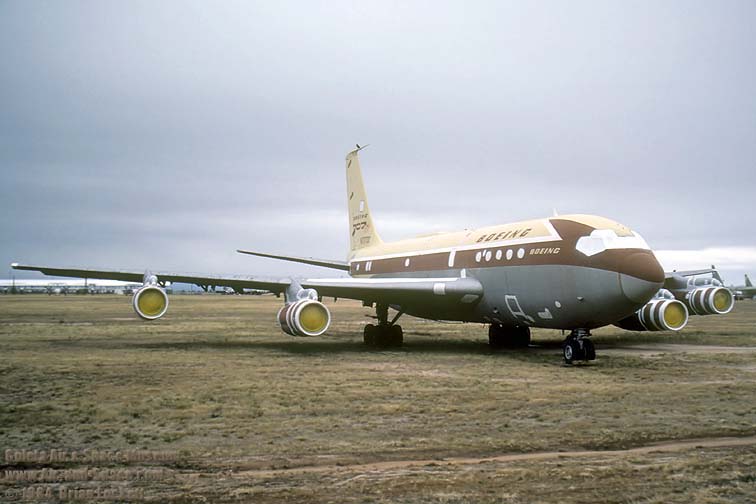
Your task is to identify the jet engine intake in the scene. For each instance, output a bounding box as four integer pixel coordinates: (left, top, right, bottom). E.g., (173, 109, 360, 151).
(684, 287, 734, 315)
(132, 285, 169, 320)
(614, 298, 689, 332)
(277, 299, 331, 336)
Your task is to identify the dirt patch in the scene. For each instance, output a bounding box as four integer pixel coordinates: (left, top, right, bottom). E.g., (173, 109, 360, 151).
(234, 435, 756, 477)
(602, 344, 756, 356)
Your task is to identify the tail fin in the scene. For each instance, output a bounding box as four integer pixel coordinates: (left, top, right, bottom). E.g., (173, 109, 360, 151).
(346, 146, 382, 255)
(746, 274, 753, 288)
(711, 265, 724, 284)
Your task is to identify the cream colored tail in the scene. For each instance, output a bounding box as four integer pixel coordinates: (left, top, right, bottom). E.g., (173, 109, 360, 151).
(346, 146, 382, 255)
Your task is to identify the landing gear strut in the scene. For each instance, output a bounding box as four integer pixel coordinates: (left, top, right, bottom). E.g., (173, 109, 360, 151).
(363, 303, 404, 348)
(562, 329, 596, 364)
(488, 324, 531, 349)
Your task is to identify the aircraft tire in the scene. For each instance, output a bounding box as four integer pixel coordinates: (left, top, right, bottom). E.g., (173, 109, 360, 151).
(488, 324, 506, 348)
(389, 325, 404, 347)
(563, 340, 579, 364)
(368, 325, 390, 348)
(363, 324, 377, 346)
(512, 327, 531, 348)
(489, 325, 530, 348)
(583, 339, 596, 361)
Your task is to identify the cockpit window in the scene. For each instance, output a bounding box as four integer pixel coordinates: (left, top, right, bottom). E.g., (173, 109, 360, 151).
(575, 229, 651, 257)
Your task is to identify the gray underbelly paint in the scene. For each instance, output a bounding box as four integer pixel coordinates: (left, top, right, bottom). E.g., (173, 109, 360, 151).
(369, 264, 654, 329)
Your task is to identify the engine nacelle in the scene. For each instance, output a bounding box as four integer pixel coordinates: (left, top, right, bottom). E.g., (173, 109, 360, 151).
(684, 287, 734, 315)
(132, 285, 169, 320)
(277, 299, 331, 336)
(614, 298, 689, 332)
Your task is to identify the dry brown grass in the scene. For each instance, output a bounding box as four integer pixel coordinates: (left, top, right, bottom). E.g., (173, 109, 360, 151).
(1, 294, 755, 502)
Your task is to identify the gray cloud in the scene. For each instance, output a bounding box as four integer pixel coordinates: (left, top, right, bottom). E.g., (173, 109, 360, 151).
(2, 1, 755, 284)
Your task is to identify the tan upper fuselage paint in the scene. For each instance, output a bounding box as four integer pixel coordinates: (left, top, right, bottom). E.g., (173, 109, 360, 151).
(347, 214, 663, 284)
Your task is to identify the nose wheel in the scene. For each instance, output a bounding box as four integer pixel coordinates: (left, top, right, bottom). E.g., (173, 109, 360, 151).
(563, 329, 596, 364)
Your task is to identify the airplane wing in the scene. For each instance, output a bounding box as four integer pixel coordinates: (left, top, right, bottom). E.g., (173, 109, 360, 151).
(10, 263, 483, 305)
(665, 265, 725, 287)
(10, 263, 291, 294)
(665, 268, 715, 278)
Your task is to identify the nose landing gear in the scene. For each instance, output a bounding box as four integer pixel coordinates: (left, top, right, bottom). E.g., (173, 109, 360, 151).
(363, 303, 404, 348)
(563, 329, 596, 364)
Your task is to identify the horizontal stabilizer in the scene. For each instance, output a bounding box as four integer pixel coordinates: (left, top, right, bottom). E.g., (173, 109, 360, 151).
(236, 250, 349, 271)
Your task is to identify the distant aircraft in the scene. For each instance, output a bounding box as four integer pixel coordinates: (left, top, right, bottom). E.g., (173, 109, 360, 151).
(730, 274, 756, 300)
(0, 278, 142, 295)
(12, 146, 734, 363)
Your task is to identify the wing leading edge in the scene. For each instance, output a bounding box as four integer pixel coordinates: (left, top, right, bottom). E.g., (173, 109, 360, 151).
(10, 263, 291, 294)
(10, 263, 483, 306)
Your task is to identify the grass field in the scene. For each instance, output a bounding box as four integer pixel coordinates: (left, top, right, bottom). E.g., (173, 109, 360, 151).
(1, 294, 755, 502)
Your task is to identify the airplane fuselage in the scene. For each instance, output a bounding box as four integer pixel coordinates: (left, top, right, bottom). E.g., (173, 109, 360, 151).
(348, 214, 664, 330)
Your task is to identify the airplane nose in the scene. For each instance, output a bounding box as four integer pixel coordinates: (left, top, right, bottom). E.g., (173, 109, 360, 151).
(620, 273, 662, 304)
(618, 251, 665, 303)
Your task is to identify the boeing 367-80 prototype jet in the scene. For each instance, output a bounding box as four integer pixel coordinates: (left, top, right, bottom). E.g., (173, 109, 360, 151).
(12, 146, 735, 363)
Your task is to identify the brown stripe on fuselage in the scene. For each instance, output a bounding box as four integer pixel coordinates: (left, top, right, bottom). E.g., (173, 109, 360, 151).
(349, 218, 664, 283)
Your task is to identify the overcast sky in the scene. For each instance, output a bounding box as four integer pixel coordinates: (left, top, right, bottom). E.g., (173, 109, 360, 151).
(2, 1, 755, 286)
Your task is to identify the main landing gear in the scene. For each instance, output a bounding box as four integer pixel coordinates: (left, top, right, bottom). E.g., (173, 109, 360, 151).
(363, 303, 404, 348)
(562, 329, 596, 364)
(488, 324, 531, 348)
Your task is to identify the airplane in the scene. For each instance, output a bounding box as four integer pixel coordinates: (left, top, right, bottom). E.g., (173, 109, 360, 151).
(730, 274, 756, 300)
(0, 278, 142, 295)
(11, 146, 735, 364)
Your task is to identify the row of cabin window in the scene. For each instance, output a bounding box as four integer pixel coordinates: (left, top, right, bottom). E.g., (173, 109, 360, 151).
(354, 247, 527, 272)
(474, 248, 526, 263)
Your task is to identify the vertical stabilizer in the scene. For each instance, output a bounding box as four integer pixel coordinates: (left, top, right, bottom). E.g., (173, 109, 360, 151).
(746, 274, 753, 288)
(711, 265, 724, 284)
(346, 146, 382, 255)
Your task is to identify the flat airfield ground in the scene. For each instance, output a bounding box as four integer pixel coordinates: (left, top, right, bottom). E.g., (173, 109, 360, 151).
(1, 294, 755, 503)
